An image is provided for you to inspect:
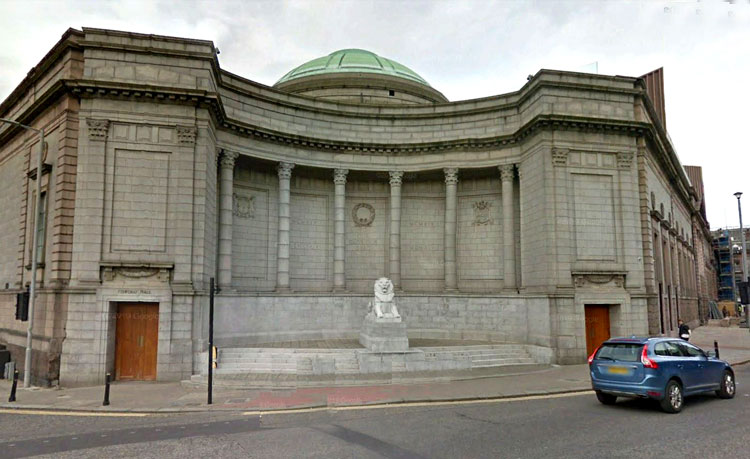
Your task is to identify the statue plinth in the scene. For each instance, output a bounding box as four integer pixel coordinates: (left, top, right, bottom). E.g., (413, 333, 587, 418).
(359, 315, 409, 352)
(359, 277, 409, 352)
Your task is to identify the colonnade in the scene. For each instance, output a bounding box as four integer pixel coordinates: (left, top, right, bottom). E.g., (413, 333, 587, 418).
(216, 151, 518, 292)
(653, 216, 697, 333)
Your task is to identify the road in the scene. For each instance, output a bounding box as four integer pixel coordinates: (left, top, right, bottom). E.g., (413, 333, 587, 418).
(1, 364, 748, 459)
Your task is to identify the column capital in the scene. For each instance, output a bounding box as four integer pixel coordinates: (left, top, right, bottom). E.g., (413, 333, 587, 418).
(389, 171, 404, 186)
(551, 148, 569, 167)
(444, 168, 459, 185)
(333, 168, 349, 185)
(86, 118, 110, 140)
(176, 126, 197, 144)
(219, 150, 239, 168)
(278, 161, 295, 179)
(499, 164, 515, 181)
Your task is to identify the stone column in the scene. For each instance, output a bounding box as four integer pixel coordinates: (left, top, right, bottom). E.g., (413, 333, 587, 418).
(276, 162, 295, 291)
(333, 169, 348, 291)
(671, 235, 680, 318)
(218, 150, 239, 290)
(444, 168, 459, 291)
(389, 171, 404, 288)
(500, 164, 516, 289)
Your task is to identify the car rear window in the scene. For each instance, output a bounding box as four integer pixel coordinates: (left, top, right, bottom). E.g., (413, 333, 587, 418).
(595, 343, 642, 362)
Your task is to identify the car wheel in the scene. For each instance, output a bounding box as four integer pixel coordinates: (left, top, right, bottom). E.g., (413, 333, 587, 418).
(716, 370, 735, 399)
(660, 380, 683, 413)
(596, 390, 617, 405)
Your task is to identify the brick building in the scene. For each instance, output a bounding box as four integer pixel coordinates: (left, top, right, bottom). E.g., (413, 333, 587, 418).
(0, 28, 715, 386)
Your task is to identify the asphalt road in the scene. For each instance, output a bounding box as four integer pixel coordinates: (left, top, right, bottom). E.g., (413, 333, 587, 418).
(1, 364, 748, 459)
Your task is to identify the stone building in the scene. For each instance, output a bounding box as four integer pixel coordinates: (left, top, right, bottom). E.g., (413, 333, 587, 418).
(0, 28, 714, 386)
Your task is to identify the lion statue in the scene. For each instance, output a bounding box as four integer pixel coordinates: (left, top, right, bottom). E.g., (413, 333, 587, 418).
(368, 277, 400, 319)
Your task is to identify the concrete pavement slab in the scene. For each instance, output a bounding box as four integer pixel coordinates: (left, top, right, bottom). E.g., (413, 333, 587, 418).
(0, 326, 747, 414)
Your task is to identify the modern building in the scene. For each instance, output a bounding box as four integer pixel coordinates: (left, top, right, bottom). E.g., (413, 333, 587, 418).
(0, 28, 715, 386)
(713, 226, 749, 303)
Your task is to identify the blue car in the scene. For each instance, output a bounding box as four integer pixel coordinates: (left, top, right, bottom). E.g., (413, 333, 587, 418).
(588, 337, 735, 413)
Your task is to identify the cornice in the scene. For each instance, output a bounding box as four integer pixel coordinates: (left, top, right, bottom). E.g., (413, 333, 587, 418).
(0, 79, 70, 145)
(219, 74, 642, 121)
(0, 28, 83, 118)
(60, 79, 651, 156)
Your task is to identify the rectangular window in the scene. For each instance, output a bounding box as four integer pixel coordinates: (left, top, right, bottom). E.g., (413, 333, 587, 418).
(29, 191, 47, 264)
(595, 343, 642, 362)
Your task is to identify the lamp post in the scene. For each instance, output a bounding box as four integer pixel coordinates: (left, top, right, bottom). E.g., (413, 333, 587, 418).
(0, 118, 45, 388)
(735, 192, 749, 331)
(735, 192, 748, 282)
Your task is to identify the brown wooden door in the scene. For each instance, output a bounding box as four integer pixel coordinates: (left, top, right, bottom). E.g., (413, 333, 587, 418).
(584, 305, 611, 356)
(115, 303, 159, 380)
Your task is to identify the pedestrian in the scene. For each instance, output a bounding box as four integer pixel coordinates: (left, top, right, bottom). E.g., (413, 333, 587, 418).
(678, 319, 690, 341)
(722, 306, 729, 318)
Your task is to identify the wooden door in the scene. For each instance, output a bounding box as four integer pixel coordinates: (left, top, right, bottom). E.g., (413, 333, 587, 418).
(115, 303, 159, 380)
(584, 305, 611, 356)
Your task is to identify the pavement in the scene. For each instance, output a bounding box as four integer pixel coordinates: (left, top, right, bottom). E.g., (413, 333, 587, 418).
(1, 325, 748, 414)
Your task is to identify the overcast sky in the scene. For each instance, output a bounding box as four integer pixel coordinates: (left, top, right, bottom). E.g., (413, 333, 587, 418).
(1, 0, 748, 229)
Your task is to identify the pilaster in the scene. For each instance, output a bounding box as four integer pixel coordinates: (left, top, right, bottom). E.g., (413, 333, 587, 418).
(500, 164, 516, 289)
(389, 171, 403, 289)
(276, 162, 294, 291)
(333, 168, 348, 291)
(444, 168, 458, 291)
(217, 150, 238, 290)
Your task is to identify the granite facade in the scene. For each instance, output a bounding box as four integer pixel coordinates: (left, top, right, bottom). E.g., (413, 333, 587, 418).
(0, 28, 714, 386)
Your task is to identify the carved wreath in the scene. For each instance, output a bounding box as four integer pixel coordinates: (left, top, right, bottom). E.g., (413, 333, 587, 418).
(352, 203, 375, 227)
(117, 268, 160, 278)
(233, 193, 255, 218)
(472, 200, 492, 226)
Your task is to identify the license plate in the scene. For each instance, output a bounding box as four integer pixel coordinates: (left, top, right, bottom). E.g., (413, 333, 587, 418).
(607, 366, 630, 375)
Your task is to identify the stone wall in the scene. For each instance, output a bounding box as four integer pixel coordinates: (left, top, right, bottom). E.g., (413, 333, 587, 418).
(233, 165, 279, 291)
(214, 293, 553, 353)
(0, 152, 23, 287)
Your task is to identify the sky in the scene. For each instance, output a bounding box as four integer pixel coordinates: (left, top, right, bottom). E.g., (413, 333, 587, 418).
(1, 0, 748, 229)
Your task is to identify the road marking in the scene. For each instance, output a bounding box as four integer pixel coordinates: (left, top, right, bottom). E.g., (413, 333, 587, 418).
(0, 409, 149, 417)
(242, 391, 594, 416)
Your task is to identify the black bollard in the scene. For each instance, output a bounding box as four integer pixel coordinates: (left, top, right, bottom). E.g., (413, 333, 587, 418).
(103, 372, 111, 406)
(8, 370, 18, 402)
(714, 341, 720, 359)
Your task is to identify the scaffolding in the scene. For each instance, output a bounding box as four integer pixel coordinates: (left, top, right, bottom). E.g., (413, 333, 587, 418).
(713, 229, 735, 301)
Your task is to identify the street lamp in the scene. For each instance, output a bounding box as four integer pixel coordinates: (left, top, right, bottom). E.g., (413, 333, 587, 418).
(735, 192, 749, 332)
(735, 192, 748, 282)
(0, 118, 45, 388)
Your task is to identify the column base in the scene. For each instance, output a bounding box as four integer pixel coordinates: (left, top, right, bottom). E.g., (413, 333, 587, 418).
(275, 287, 293, 293)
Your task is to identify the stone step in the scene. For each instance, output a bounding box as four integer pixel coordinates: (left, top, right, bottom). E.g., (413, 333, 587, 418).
(472, 358, 537, 368)
(215, 368, 298, 375)
(426, 348, 528, 355)
(219, 357, 358, 365)
(415, 345, 527, 352)
(219, 347, 358, 355)
(425, 351, 523, 359)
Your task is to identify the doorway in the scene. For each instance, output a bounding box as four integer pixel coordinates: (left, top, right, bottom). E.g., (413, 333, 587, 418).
(584, 304, 611, 356)
(115, 302, 159, 380)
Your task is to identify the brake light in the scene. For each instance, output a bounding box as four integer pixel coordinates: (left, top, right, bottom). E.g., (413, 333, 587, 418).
(588, 345, 600, 365)
(641, 344, 658, 369)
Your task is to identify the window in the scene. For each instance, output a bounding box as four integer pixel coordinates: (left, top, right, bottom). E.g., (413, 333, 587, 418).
(28, 191, 48, 265)
(595, 343, 642, 362)
(663, 342, 682, 357)
(388, 89, 395, 96)
(654, 342, 669, 356)
(677, 342, 704, 358)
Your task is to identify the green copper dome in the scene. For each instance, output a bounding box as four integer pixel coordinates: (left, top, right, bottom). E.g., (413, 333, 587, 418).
(275, 49, 432, 87)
